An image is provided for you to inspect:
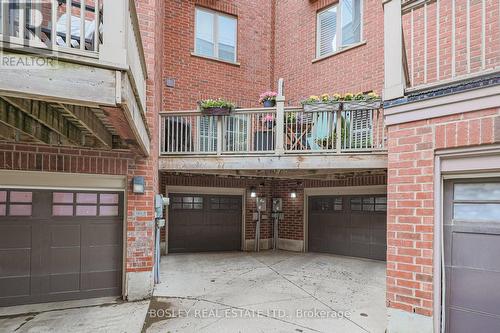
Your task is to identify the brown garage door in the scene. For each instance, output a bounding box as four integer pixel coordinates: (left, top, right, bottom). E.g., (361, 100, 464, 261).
(0, 189, 123, 307)
(443, 179, 500, 332)
(308, 195, 386, 261)
(168, 194, 242, 253)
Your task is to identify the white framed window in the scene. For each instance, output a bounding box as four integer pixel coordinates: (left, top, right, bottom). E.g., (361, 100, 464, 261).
(316, 0, 363, 58)
(194, 7, 237, 63)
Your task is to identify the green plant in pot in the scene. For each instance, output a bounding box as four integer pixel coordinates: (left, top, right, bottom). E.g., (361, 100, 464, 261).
(198, 98, 235, 115)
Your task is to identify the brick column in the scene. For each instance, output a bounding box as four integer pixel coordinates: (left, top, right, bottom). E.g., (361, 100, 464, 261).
(386, 108, 500, 332)
(124, 0, 164, 300)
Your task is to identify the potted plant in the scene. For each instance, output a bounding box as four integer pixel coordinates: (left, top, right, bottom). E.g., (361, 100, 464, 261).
(342, 92, 382, 110)
(259, 91, 278, 107)
(301, 93, 341, 112)
(198, 98, 235, 115)
(262, 114, 275, 129)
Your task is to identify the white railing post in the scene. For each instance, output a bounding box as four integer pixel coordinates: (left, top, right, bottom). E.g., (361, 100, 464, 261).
(216, 116, 223, 155)
(336, 109, 342, 153)
(383, 0, 405, 100)
(275, 78, 285, 155)
(99, 0, 128, 65)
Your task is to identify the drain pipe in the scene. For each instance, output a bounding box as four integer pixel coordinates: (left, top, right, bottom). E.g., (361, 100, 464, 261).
(154, 195, 169, 284)
(255, 211, 261, 252)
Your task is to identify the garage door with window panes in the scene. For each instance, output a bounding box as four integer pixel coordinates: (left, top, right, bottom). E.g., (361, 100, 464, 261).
(443, 180, 500, 333)
(0, 189, 123, 307)
(168, 194, 242, 253)
(308, 195, 386, 261)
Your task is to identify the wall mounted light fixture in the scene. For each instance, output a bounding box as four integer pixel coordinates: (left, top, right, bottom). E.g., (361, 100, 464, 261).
(290, 189, 297, 198)
(250, 187, 257, 198)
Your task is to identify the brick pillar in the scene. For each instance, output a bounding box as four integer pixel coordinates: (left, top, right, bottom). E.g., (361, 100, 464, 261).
(124, 0, 164, 300)
(386, 108, 500, 332)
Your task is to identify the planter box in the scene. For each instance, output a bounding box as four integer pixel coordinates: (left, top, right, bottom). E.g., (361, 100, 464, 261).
(303, 102, 341, 113)
(200, 107, 233, 116)
(342, 100, 382, 111)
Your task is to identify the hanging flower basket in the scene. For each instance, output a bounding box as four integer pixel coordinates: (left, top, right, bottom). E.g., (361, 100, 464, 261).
(342, 100, 382, 111)
(198, 99, 235, 116)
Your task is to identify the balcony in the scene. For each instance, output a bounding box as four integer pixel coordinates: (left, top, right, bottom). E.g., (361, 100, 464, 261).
(383, 0, 500, 124)
(0, 0, 149, 155)
(159, 91, 387, 172)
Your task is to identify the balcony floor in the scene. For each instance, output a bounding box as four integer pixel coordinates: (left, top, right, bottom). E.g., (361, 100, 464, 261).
(159, 152, 388, 173)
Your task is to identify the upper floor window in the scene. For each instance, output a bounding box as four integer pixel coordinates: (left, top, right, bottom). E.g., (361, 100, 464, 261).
(195, 7, 237, 63)
(316, 0, 362, 58)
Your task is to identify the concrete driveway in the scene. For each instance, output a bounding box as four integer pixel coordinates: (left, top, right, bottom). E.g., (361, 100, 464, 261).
(0, 251, 386, 333)
(149, 251, 386, 333)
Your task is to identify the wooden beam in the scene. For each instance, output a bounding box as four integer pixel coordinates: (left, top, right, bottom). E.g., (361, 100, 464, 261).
(164, 168, 387, 180)
(2, 97, 87, 146)
(0, 52, 117, 107)
(0, 99, 54, 144)
(159, 154, 388, 171)
(58, 104, 113, 147)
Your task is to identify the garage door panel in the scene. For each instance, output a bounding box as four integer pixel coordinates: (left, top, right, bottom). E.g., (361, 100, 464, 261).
(449, 267, 500, 316)
(85, 222, 122, 246)
(82, 270, 122, 290)
(444, 179, 500, 332)
(350, 215, 371, 229)
(448, 307, 500, 333)
(351, 228, 371, 243)
(451, 232, 500, 271)
(370, 245, 387, 261)
(0, 249, 31, 277)
(86, 245, 123, 271)
(351, 243, 370, 258)
(50, 224, 80, 247)
(371, 215, 387, 229)
(169, 194, 242, 253)
(0, 225, 32, 248)
(371, 228, 386, 244)
(329, 240, 351, 256)
(50, 247, 80, 274)
(0, 189, 123, 306)
(308, 195, 387, 261)
(49, 273, 80, 293)
(0, 277, 30, 298)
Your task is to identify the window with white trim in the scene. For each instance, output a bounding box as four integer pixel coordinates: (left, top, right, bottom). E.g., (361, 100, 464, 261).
(316, 0, 362, 58)
(195, 7, 237, 63)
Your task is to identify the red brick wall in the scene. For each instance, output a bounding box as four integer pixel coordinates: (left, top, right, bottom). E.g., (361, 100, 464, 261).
(273, 0, 385, 105)
(402, 0, 500, 88)
(386, 107, 500, 316)
(163, 0, 274, 110)
(162, 0, 384, 110)
(126, 0, 165, 274)
(161, 172, 387, 242)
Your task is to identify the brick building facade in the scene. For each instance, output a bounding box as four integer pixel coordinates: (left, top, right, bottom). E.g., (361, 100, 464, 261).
(2, 0, 500, 331)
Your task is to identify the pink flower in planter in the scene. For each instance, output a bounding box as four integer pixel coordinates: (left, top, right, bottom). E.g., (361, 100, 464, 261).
(259, 91, 278, 104)
(262, 114, 274, 122)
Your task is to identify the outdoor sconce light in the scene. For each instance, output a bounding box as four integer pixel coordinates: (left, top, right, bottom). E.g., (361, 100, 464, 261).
(132, 176, 145, 194)
(290, 189, 297, 198)
(250, 187, 257, 198)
